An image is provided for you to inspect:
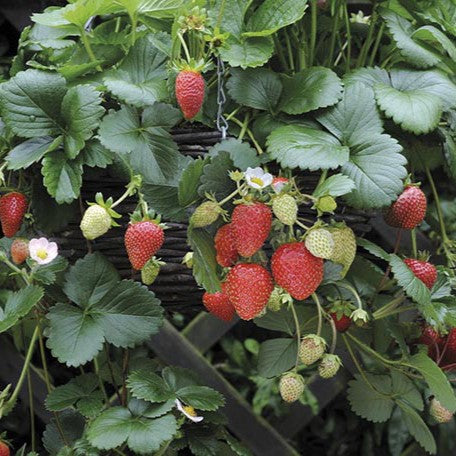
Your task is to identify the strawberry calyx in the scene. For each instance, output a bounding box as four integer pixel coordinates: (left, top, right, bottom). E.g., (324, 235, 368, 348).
(173, 58, 211, 74)
(129, 209, 167, 229)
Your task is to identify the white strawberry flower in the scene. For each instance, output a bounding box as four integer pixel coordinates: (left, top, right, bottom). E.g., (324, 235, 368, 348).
(175, 399, 203, 423)
(29, 237, 58, 265)
(244, 167, 273, 189)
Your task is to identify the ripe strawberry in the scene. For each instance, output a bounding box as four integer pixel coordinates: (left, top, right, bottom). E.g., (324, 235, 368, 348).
(443, 328, 456, 365)
(190, 201, 221, 228)
(305, 228, 335, 259)
(331, 313, 352, 333)
(384, 185, 427, 230)
(225, 263, 273, 320)
(272, 194, 298, 226)
(272, 177, 289, 193)
(299, 334, 326, 365)
(141, 258, 164, 285)
(279, 372, 305, 403)
(318, 354, 342, 379)
(80, 205, 112, 240)
(11, 238, 29, 265)
(329, 225, 356, 276)
(125, 221, 164, 270)
(404, 258, 437, 289)
(202, 285, 235, 322)
(418, 325, 443, 361)
(271, 242, 323, 301)
(0, 192, 27, 238)
(0, 441, 9, 456)
(175, 70, 205, 120)
(429, 398, 453, 423)
(214, 224, 238, 267)
(231, 202, 272, 257)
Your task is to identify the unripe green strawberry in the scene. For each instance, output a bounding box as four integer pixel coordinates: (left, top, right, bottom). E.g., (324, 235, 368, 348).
(190, 201, 221, 228)
(267, 287, 282, 312)
(318, 354, 342, 379)
(305, 228, 335, 259)
(141, 258, 163, 285)
(329, 225, 356, 276)
(80, 205, 112, 240)
(272, 194, 298, 226)
(429, 398, 453, 423)
(299, 334, 326, 365)
(316, 195, 337, 213)
(279, 372, 305, 403)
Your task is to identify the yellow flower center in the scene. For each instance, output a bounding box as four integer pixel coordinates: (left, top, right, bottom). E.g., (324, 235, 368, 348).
(183, 405, 197, 417)
(36, 249, 48, 260)
(250, 177, 264, 186)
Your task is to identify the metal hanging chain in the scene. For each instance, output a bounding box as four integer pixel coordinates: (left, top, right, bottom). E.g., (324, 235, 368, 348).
(216, 55, 228, 140)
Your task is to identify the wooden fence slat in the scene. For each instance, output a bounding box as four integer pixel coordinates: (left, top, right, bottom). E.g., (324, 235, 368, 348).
(148, 320, 300, 456)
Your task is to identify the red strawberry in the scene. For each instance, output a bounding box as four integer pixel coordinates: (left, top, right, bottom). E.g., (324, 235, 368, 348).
(225, 263, 273, 320)
(441, 328, 456, 367)
(125, 221, 164, 270)
(0, 441, 9, 456)
(271, 242, 324, 301)
(384, 185, 426, 230)
(418, 325, 443, 361)
(331, 313, 352, 333)
(272, 177, 289, 193)
(175, 70, 205, 120)
(0, 192, 27, 238)
(214, 224, 238, 267)
(231, 202, 272, 257)
(11, 238, 29, 265)
(202, 284, 235, 322)
(404, 258, 437, 289)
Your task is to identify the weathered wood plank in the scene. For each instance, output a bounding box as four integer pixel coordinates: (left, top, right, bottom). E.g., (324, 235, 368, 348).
(148, 320, 300, 456)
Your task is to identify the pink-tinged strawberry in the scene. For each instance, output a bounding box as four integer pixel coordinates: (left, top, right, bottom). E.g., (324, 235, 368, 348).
(214, 224, 238, 267)
(404, 258, 437, 289)
(318, 354, 342, 379)
(299, 334, 326, 365)
(176, 70, 205, 120)
(0, 192, 27, 238)
(429, 398, 453, 423)
(279, 372, 305, 403)
(271, 242, 324, 301)
(11, 238, 29, 265)
(225, 263, 273, 320)
(384, 185, 427, 230)
(0, 441, 9, 456)
(125, 221, 164, 270)
(272, 177, 289, 194)
(231, 202, 272, 257)
(202, 284, 235, 322)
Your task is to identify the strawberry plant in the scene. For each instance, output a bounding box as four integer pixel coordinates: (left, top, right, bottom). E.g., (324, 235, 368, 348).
(0, 0, 455, 454)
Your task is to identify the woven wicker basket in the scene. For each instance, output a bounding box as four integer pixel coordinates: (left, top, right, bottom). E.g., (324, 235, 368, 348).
(55, 129, 372, 310)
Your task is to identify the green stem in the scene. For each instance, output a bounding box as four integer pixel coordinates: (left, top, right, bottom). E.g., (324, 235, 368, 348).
(357, 1, 377, 67)
(375, 305, 415, 319)
(218, 184, 246, 207)
(309, 0, 318, 65)
(373, 294, 405, 319)
(284, 29, 295, 71)
(177, 32, 191, 62)
(238, 112, 250, 140)
(316, 170, 328, 188)
(111, 183, 137, 209)
(346, 332, 400, 366)
(273, 35, 289, 72)
(37, 322, 52, 393)
(130, 14, 137, 46)
(80, 30, 102, 71)
(368, 22, 385, 66)
(93, 358, 109, 403)
(289, 301, 301, 369)
(215, 0, 227, 33)
(312, 293, 323, 336)
(338, 282, 363, 310)
(328, 316, 338, 354)
(296, 220, 310, 231)
(229, 117, 263, 154)
(27, 369, 36, 451)
(411, 228, 418, 258)
(343, 3, 352, 72)
(327, 8, 341, 66)
(425, 166, 448, 243)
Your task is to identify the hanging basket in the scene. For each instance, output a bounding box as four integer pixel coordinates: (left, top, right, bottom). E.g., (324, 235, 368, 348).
(55, 128, 372, 310)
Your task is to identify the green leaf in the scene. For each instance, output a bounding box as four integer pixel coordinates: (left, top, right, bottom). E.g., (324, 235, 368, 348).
(81, 139, 113, 168)
(245, 0, 307, 36)
(6, 137, 55, 170)
(210, 0, 250, 36)
(257, 338, 297, 378)
(279, 67, 343, 115)
(178, 158, 207, 207)
(220, 36, 274, 69)
(207, 139, 261, 171)
(313, 173, 355, 197)
(388, 407, 409, 456)
(104, 36, 167, 107)
(176, 385, 225, 411)
(0, 285, 44, 333)
(390, 255, 431, 306)
(391, 371, 423, 411)
(127, 369, 174, 403)
(41, 152, 83, 203)
(347, 374, 394, 423)
(61, 85, 104, 158)
(440, 127, 456, 180)
(341, 131, 406, 209)
(99, 105, 180, 182)
(187, 226, 220, 294)
(226, 67, 282, 112)
(0, 69, 66, 138)
(267, 125, 349, 171)
(162, 366, 200, 391)
(413, 25, 456, 61)
(357, 238, 391, 262)
(397, 401, 437, 454)
(32, 256, 69, 285)
(87, 407, 177, 454)
(380, 7, 440, 68)
(254, 306, 312, 335)
(317, 83, 383, 143)
(112, 0, 184, 18)
(408, 352, 456, 413)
